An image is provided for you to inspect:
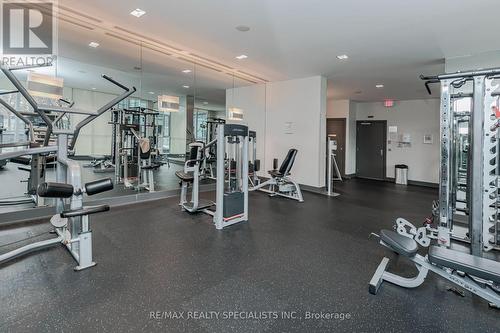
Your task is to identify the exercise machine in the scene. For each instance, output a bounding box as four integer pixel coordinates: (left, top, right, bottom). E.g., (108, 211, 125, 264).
(248, 130, 261, 187)
(176, 123, 249, 229)
(111, 107, 161, 191)
(0, 62, 135, 269)
(0, 90, 49, 206)
(369, 229, 500, 308)
(176, 141, 214, 212)
(198, 117, 225, 179)
(0, 178, 114, 270)
(370, 68, 500, 307)
(250, 149, 304, 202)
(327, 135, 341, 197)
(396, 69, 500, 253)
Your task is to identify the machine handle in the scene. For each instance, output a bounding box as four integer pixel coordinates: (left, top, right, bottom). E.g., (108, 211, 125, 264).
(60, 205, 110, 218)
(102, 74, 131, 92)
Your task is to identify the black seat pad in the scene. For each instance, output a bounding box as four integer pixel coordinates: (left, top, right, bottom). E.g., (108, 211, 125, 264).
(268, 170, 290, 178)
(380, 229, 418, 257)
(429, 246, 500, 284)
(175, 171, 194, 182)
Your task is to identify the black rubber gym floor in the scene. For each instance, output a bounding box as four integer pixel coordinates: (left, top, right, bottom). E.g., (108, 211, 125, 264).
(1, 179, 499, 332)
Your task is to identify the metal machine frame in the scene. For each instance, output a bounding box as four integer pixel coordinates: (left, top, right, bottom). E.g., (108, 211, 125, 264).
(369, 231, 500, 308)
(248, 130, 260, 188)
(176, 123, 249, 230)
(419, 69, 500, 254)
(250, 149, 304, 202)
(327, 135, 341, 197)
(370, 69, 500, 309)
(0, 63, 134, 270)
(178, 141, 214, 213)
(111, 107, 160, 192)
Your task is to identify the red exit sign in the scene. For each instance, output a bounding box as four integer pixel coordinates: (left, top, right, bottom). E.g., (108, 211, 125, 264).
(384, 99, 394, 108)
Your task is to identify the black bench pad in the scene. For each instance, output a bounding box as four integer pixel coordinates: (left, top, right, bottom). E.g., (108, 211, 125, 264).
(380, 229, 418, 257)
(429, 246, 500, 284)
(175, 171, 194, 182)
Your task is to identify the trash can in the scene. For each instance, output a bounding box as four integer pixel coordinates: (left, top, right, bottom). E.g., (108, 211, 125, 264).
(395, 164, 408, 185)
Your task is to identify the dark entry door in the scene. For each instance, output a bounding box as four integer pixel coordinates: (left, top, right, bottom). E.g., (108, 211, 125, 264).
(326, 118, 346, 176)
(356, 121, 386, 180)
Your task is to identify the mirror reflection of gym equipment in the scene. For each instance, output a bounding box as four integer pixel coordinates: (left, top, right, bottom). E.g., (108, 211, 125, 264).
(2, 2, 500, 331)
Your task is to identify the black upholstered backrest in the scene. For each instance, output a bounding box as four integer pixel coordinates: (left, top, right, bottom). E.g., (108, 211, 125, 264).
(278, 149, 298, 175)
(187, 145, 200, 167)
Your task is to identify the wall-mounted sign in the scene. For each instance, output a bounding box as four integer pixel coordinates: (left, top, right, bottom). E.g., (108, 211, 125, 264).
(158, 95, 180, 112)
(284, 121, 294, 134)
(228, 107, 244, 121)
(423, 134, 433, 144)
(27, 72, 64, 100)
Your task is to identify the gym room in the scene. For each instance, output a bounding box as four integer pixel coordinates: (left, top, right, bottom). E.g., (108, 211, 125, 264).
(0, 0, 499, 332)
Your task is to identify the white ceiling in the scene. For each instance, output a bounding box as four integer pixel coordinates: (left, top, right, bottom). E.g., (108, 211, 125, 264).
(58, 0, 500, 102)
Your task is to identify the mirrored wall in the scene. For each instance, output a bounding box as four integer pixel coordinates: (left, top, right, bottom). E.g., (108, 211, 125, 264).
(0, 14, 264, 214)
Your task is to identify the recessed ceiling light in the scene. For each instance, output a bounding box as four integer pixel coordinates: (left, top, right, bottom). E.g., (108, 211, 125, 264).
(91, 87, 96, 90)
(236, 54, 248, 60)
(183, 85, 190, 89)
(236, 25, 250, 32)
(182, 69, 192, 73)
(376, 84, 384, 88)
(148, 91, 155, 95)
(88, 41, 99, 48)
(336, 54, 349, 60)
(203, 101, 208, 105)
(130, 8, 146, 17)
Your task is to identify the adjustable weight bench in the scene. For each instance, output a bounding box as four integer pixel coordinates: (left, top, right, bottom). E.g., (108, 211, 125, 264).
(250, 148, 304, 202)
(369, 229, 500, 308)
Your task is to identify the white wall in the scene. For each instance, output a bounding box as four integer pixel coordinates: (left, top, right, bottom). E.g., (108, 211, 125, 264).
(355, 99, 440, 183)
(226, 84, 267, 172)
(327, 99, 349, 118)
(228, 76, 327, 188)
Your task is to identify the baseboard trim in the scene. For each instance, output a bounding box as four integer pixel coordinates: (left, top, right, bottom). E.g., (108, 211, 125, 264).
(383, 177, 438, 188)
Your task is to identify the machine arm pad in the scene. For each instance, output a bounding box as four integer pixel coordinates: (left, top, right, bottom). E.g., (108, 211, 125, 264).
(85, 178, 114, 195)
(37, 182, 74, 198)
